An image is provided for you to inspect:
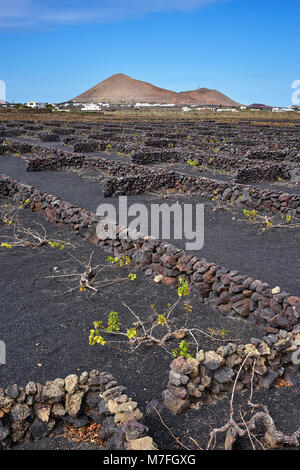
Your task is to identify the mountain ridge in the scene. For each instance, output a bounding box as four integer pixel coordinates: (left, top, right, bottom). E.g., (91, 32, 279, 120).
(72, 73, 240, 106)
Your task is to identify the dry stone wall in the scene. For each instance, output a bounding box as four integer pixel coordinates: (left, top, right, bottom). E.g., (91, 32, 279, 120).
(0, 369, 157, 450)
(103, 173, 300, 217)
(0, 172, 299, 334)
(163, 328, 300, 414)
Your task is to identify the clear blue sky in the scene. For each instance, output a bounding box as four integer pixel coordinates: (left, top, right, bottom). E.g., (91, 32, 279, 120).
(0, 0, 299, 106)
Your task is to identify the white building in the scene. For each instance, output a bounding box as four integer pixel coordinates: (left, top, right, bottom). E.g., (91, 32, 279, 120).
(26, 101, 37, 108)
(216, 108, 238, 112)
(81, 103, 102, 111)
(272, 107, 294, 112)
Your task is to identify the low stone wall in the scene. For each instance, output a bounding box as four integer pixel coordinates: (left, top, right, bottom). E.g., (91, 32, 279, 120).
(244, 148, 300, 164)
(0, 141, 33, 155)
(26, 152, 145, 177)
(163, 328, 300, 414)
(73, 140, 103, 153)
(0, 172, 299, 332)
(233, 164, 295, 184)
(144, 138, 178, 149)
(0, 129, 23, 138)
(38, 132, 60, 142)
(131, 149, 181, 164)
(103, 173, 300, 217)
(5, 141, 299, 217)
(0, 370, 157, 450)
(188, 153, 298, 184)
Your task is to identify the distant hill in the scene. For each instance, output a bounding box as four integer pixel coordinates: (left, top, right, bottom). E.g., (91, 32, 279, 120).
(249, 103, 272, 109)
(72, 73, 240, 106)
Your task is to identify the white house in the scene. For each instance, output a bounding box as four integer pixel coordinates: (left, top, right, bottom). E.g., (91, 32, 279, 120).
(216, 108, 238, 112)
(81, 103, 102, 111)
(272, 107, 294, 112)
(26, 101, 37, 108)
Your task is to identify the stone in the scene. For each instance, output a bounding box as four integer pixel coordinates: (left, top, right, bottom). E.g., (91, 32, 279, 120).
(41, 381, 65, 402)
(114, 394, 129, 404)
(186, 357, 199, 378)
(26, 396, 35, 406)
(65, 391, 84, 417)
(219, 290, 231, 304)
(11, 420, 30, 443)
(258, 370, 279, 389)
(214, 366, 235, 384)
(25, 382, 37, 395)
(196, 349, 205, 362)
(274, 338, 292, 351)
(287, 296, 300, 306)
(186, 382, 202, 398)
(5, 384, 19, 399)
(52, 403, 66, 417)
(114, 401, 137, 414)
(170, 356, 191, 375)
(65, 374, 79, 394)
(162, 389, 190, 414)
(243, 344, 260, 357)
(0, 423, 10, 442)
(272, 286, 281, 295)
(257, 341, 271, 356)
(102, 386, 127, 401)
(98, 416, 117, 440)
(79, 371, 89, 384)
(85, 391, 102, 409)
(202, 351, 224, 370)
(162, 276, 178, 287)
(29, 418, 55, 440)
(211, 379, 221, 394)
(53, 378, 65, 387)
(279, 329, 288, 338)
(130, 437, 157, 451)
(169, 370, 189, 386)
(123, 419, 148, 441)
(11, 403, 31, 422)
(106, 429, 125, 451)
(197, 282, 212, 296)
(34, 403, 51, 422)
(167, 384, 189, 400)
(254, 357, 267, 376)
(225, 353, 243, 368)
(114, 408, 143, 425)
(145, 399, 164, 417)
(88, 371, 114, 387)
(97, 399, 111, 417)
(270, 299, 282, 314)
(16, 388, 26, 403)
(199, 374, 212, 390)
(217, 343, 237, 357)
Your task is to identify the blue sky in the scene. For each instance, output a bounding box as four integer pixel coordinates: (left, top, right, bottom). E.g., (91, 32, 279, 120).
(0, 0, 299, 106)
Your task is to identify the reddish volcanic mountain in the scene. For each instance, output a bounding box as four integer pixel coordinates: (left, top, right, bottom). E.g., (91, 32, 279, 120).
(72, 73, 240, 106)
